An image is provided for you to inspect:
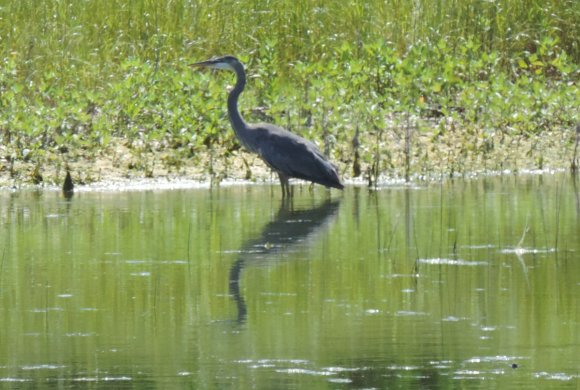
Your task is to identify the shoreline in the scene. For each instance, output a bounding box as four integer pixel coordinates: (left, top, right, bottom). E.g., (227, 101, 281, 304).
(1, 126, 577, 192)
(0, 167, 572, 194)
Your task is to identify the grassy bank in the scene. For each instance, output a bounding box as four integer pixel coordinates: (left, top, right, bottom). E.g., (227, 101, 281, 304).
(0, 0, 578, 186)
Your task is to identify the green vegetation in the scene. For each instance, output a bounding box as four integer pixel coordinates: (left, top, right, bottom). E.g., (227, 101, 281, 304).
(0, 0, 578, 185)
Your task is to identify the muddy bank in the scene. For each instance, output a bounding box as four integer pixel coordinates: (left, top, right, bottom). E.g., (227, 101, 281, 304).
(1, 126, 577, 191)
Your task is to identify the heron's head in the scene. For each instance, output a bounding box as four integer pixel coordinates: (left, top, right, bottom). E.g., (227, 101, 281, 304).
(190, 55, 240, 72)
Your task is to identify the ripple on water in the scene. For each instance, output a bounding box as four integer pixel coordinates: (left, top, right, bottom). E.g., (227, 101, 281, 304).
(534, 372, 579, 381)
(72, 376, 132, 382)
(236, 359, 365, 383)
(125, 260, 148, 264)
(386, 364, 421, 371)
(129, 272, 151, 277)
(30, 307, 64, 313)
(65, 332, 97, 337)
(457, 355, 528, 379)
(418, 258, 488, 266)
(126, 259, 188, 265)
(323, 367, 364, 373)
(465, 355, 522, 364)
(21, 365, 65, 370)
(442, 316, 467, 322)
(383, 273, 420, 279)
(500, 247, 556, 255)
(328, 378, 353, 384)
(462, 244, 496, 249)
(429, 360, 454, 369)
(275, 368, 334, 376)
(395, 310, 429, 317)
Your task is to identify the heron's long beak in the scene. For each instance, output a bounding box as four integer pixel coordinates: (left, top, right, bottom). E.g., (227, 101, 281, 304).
(190, 58, 233, 71)
(190, 59, 214, 68)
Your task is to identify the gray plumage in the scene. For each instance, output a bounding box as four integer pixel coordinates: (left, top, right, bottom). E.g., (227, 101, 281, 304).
(191, 55, 344, 196)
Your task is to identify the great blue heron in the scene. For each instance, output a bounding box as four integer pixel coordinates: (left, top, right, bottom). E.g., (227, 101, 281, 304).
(191, 56, 344, 197)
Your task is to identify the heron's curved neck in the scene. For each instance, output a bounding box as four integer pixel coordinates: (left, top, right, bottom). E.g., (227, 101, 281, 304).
(228, 62, 248, 137)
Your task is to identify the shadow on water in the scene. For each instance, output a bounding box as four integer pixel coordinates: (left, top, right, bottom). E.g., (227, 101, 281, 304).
(228, 197, 341, 324)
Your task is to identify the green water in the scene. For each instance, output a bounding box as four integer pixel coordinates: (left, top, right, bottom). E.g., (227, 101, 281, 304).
(1, 174, 579, 389)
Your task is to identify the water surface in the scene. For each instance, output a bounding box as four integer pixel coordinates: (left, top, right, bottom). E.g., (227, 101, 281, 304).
(1, 174, 579, 388)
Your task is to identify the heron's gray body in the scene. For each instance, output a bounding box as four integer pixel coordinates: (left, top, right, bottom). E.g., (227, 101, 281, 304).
(245, 122, 343, 189)
(192, 55, 343, 196)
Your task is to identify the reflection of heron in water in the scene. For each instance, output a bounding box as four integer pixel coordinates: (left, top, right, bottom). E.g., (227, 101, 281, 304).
(229, 199, 341, 324)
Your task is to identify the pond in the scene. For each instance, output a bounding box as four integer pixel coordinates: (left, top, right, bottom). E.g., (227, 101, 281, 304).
(0, 173, 578, 389)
